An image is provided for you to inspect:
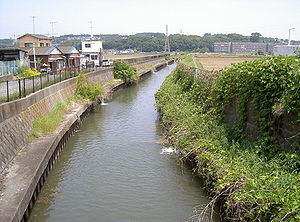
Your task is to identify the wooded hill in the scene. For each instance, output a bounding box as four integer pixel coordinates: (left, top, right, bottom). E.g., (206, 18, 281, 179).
(0, 32, 292, 52)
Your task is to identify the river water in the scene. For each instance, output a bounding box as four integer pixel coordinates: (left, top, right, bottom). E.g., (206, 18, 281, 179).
(28, 64, 219, 222)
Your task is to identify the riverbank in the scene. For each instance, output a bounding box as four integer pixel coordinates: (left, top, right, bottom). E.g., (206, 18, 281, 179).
(0, 59, 172, 222)
(155, 62, 299, 221)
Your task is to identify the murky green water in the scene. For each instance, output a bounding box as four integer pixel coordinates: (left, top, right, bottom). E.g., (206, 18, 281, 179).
(28, 64, 219, 222)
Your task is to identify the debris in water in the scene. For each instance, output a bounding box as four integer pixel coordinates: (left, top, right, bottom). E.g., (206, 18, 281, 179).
(160, 147, 176, 154)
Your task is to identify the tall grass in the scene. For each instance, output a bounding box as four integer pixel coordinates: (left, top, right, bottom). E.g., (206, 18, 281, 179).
(28, 102, 67, 141)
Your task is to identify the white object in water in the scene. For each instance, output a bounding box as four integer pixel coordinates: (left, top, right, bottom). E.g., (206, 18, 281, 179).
(100, 99, 108, 106)
(160, 147, 176, 154)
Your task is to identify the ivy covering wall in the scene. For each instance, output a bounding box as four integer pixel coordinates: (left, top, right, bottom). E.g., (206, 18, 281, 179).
(155, 56, 299, 221)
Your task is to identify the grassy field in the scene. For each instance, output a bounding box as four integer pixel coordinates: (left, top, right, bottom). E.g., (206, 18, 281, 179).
(180, 54, 203, 69)
(195, 55, 263, 71)
(103, 53, 161, 60)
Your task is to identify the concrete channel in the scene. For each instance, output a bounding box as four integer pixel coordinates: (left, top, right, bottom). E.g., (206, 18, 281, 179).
(0, 61, 172, 222)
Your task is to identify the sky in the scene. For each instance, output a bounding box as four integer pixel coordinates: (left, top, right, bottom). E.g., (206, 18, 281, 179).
(0, 0, 299, 40)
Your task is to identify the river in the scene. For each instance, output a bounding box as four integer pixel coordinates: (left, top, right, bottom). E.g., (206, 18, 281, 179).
(28, 64, 219, 222)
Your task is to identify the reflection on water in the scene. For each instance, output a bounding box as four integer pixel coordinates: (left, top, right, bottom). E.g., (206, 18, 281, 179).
(28, 64, 220, 222)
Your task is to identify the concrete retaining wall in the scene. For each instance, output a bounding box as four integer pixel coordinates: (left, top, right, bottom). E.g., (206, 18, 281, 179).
(224, 99, 300, 151)
(115, 54, 166, 64)
(0, 68, 113, 172)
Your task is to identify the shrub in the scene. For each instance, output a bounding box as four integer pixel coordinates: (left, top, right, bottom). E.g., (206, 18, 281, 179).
(75, 72, 104, 101)
(113, 60, 138, 85)
(155, 58, 300, 221)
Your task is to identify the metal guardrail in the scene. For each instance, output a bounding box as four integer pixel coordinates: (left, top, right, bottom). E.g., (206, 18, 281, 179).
(0, 65, 103, 103)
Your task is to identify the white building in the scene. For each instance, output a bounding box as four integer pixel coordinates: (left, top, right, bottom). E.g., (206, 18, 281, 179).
(274, 45, 300, 56)
(81, 40, 103, 66)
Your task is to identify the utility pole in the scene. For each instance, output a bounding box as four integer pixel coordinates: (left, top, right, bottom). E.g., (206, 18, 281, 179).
(89, 21, 93, 39)
(50, 21, 58, 43)
(165, 25, 170, 53)
(33, 44, 37, 70)
(31, 16, 37, 34)
(288, 28, 295, 45)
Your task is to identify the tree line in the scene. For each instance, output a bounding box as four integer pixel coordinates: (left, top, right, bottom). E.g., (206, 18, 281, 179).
(0, 32, 291, 52)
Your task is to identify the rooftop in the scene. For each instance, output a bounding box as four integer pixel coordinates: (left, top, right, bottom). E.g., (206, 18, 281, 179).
(18, 33, 51, 40)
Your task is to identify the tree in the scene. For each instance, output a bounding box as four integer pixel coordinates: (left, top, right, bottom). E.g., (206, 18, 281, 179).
(250, 32, 262, 42)
(113, 60, 138, 85)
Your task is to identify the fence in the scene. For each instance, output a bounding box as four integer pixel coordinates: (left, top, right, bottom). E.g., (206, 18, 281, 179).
(0, 65, 103, 103)
(0, 60, 30, 76)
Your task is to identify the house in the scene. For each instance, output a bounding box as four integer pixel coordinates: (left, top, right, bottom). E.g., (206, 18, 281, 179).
(81, 40, 103, 66)
(26, 46, 65, 73)
(0, 48, 28, 62)
(18, 34, 52, 48)
(57, 46, 80, 69)
(0, 48, 29, 75)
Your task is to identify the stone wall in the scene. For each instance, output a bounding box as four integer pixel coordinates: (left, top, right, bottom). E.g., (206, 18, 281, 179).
(224, 99, 300, 152)
(0, 68, 113, 172)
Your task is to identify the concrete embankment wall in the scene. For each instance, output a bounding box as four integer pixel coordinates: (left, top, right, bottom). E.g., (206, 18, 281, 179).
(115, 54, 166, 64)
(224, 99, 300, 151)
(0, 68, 114, 172)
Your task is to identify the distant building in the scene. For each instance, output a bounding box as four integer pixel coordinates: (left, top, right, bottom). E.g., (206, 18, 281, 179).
(213, 42, 283, 54)
(26, 46, 64, 73)
(81, 40, 103, 66)
(0, 48, 29, 75)
(0, 48, 28, 62)
(213, 42, 231, 53)
(57, 46, 80, 69)
(18, 34, 52, 48)
(231, 42, 267, 54)
(274, 45, 300, 56)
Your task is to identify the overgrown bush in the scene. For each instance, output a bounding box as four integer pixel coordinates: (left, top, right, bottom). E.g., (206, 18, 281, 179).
(75, 72, 104, 101)
(211, 55, 300, 155)
(15, 66, 39, 78)
(113, 60, 138, 85)
(155, 58, 300, 221)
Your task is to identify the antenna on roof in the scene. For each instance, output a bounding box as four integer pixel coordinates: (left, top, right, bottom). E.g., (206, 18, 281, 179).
(89, 21, 94, 39)
(31, 16, 37, 34)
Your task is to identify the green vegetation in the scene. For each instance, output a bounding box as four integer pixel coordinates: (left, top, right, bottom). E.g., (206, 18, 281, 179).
(180, 54, 195, 67)
(0, 39, 18, 48)
(193, 56, 203, 69)
(28, 72, 104, 141)
(180, 54, 203, 69)
(155, 59, 299, 221)
(212, 55, 300, 154)
(75, 72, 105, 101)
(113, 60, 138, 85)
(105, 79, 122, 85)
(28, 102, 67, 141)
(51, 32, 290, 52)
